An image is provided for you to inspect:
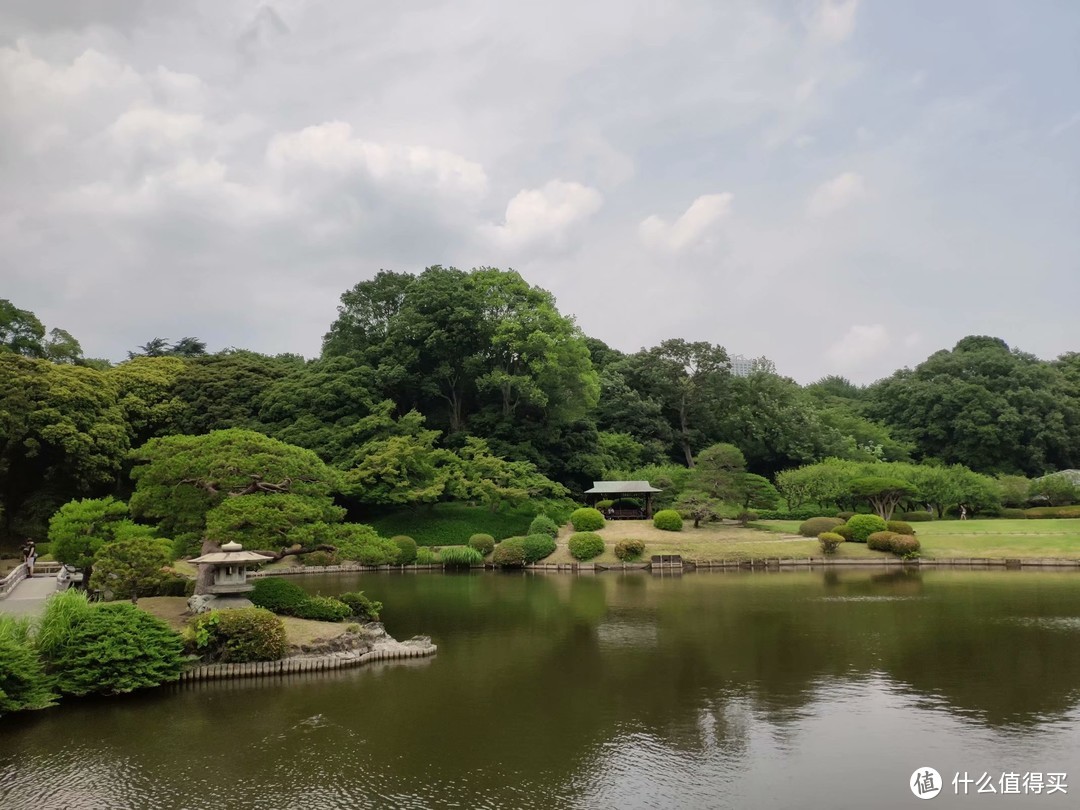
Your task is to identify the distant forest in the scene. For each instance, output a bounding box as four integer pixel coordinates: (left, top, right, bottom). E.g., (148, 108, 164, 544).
(3, 266, 1079, 542)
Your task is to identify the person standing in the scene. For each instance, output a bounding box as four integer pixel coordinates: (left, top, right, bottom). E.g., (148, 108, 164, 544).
(21, 539, 37, 576)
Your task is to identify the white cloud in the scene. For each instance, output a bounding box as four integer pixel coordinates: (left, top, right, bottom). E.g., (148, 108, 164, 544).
(639, 193, 734, 252)
(1050, 112, 1080, 138)
(806, 171, 866, 217)
(267, 121, 489, 200)
(807, 0, 859, 44)
(827, 324, 890, 368)
(483, 180, 603, 251)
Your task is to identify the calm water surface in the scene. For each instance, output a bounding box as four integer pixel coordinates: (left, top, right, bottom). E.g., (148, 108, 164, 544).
(3, 569, 1080, 809)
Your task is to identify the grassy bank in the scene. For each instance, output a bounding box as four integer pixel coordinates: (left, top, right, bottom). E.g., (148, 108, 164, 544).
(366, 502, 539, 547)
(750, 518, 1080, 559)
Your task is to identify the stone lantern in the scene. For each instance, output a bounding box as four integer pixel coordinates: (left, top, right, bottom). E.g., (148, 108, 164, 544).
(188, 540, 274, 613)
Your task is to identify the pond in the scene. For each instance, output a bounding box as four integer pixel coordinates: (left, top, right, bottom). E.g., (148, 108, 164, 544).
(3, 569, 1080, 808)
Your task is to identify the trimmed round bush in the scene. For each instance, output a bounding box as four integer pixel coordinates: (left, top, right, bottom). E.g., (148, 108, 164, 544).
(570, 507, 606, 532)
(191, 607, 288, 663)
(251, 577, 309, 615)
(835, 512, 856, 521)
(867, 531, 898, 551)
(886, 520, 915, 536)
(438, 546, 484, 568)
(338, 591, 382, 621)
(569, 532, 605, 561)
(292, 595, 352, 622)
(818, 532, 843, 554)
(846, 514, 888, 542)
(889, 535, 921, 557)
(653, 509, 683, 532)
(522, 534, 557, 563)
(50, 603, 182, 696)
(468, 533, 496, 556)
(833, 524, 854, 541)
(594, 499, 615, 511)
(902, 511, 934, 522)
(492, 537, 526, 568)
(301, 550, 340, 567)
(392, 536, 418, 565)
(736, 510, 759, 524)
(614, 539, 645, 561)
(528, 514, 560, 538)
(798, 517, 844, 537)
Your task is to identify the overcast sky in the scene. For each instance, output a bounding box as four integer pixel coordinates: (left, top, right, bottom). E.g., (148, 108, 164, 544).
(1, 1, 1077, 383)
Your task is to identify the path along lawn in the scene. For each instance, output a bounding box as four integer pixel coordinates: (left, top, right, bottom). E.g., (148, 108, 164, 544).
(751, 518, 1080, 559)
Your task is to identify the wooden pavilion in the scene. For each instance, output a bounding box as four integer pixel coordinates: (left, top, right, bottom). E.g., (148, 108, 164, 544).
(583, 480, 663, 519)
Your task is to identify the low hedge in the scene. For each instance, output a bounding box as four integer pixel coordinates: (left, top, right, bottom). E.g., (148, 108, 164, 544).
(492, 538, 526, 568)
(867, 531, 897, 552)
(522, 534, 556, 563)
(614, 539, 645, 562)
(1026, 507, 1080, 519)
(568, 532, 605, 561)
(653, 509, 683, 532)
(1000, 508, 1029, 519)
(798, 517, 843, 537)
(594, 500, 615, 511)
(191, 607, 288, 663)
(292, 595, 352, 622)
(846, 514, 888, 542)
(835, 512, 856, 521)
(885, 520, 915, 536)
(866, 531, 921, 557)
(301, 550, 340, 567)
(570, 507, 606, 532)
(818, 532, 843, 554)
(468, 533, 496, 556)
(902, 511, 935, 522)
(754, 508, 835, 521)
(251, 577, 308, 614)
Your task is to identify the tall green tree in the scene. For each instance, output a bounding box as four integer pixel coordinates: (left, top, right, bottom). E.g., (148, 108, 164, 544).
(90, 534, 173, 603)
(48, 497, 131, 587)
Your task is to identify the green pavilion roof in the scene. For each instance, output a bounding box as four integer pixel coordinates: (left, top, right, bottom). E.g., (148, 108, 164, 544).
(584, 480, 662, 494)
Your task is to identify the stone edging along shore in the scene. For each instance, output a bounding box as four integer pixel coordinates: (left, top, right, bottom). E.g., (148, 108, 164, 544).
(179, 637, 437, 682)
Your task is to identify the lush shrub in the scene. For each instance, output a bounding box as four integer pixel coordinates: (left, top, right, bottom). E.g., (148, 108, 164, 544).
(415, 547, 436, 565)
(0, 617, 55, 713)
(798, 517, 844, 537)
(653, 509, 683, 532)
(492, 538, 526, 568)
(835, 512, 856, 521)
(328, 523, 400, 565)
(152, 572, 195, 597)
(468, 534, 496, 556)
(834, 524, 854, 541)
(568, 532, 605, 561)
(190, 608, 288, 663)
(392, 536, 418, 565)
(570, 507, 605, 532)
(846, 514, 888, 542)
(867, 531, 898, 551)
(594, 500, 615, 511)
(902, 511, 935, 522)
(368, 502, 545, 546)
(736, 510, 759, 525)
(886, 520, 915, 536)
(889, 535, 921, 557)
(528, 514, 560, 538)
(338, 592, 382, 621)
(438, 546, 483, 568)
(48, 603, 182, 696)
(613, 498, 644, 509)
(172, 533, 203, 559)
(818, 532, 843, 554)
(522, 534, 557, 563)
(35, 589, 91, 664)
(301, 550, 340, 567)
(614, 539, 645, 562)
(1001, 508, 1029, 519)
(251, 577, 309, 615)
(292, 595, 352, 622)
(754, 507, 834, 521)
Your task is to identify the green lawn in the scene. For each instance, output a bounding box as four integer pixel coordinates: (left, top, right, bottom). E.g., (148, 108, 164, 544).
(749, 518, 1080, 559)
(366, 503, 539, 546)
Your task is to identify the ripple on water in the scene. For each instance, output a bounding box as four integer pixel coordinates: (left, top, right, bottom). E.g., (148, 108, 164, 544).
(812, 596, 924, 602)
